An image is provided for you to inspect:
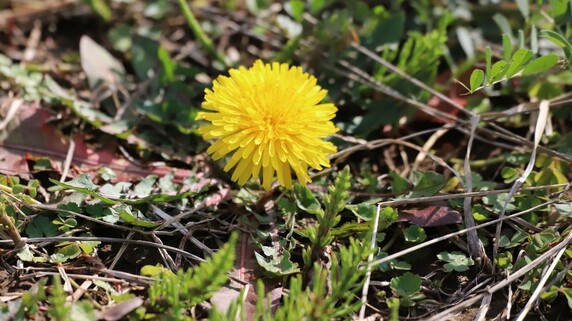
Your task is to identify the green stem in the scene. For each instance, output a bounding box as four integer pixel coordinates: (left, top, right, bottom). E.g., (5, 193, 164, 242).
(0, 184, 12, 193)
(450, 156, 505, 168)
(177, 0, 226, 65)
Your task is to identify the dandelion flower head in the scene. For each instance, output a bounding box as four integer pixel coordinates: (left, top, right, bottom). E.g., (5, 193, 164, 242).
(196, 60, 339, 190)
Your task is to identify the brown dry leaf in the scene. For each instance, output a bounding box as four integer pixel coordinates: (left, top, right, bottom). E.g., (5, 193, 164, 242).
(397, 200, 462, 227)
(98, 297, 144, 321)
(0, 103, 192, 182)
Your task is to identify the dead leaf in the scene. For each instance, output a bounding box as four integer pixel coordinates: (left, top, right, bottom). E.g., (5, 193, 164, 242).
(0, 103, 193, 183)
(80, 35, 126, 90)
(98, 297, 144, 321)
(397, 201, 462, 227)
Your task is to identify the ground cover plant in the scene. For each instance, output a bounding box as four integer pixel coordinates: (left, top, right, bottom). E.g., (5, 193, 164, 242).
(2, 0, 572, 320)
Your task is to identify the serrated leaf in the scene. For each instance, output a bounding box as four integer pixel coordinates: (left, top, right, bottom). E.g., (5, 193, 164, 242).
(390, 272, 421, 298)
(469, 69, 484, 92)
(294, 185, 322, 215)
(437, 251, 474, 272)
(522, 54, 559, 75)
(25, 215, 58, 237)
(349, 203, 377, 221)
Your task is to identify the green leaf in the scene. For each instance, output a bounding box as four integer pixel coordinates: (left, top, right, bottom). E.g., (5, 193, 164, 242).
(132, 175, 158, 198)
(516, 0, 530, 19)
(141, 264, 174, 277)
(287, 0, 305, 21)
(502, 34, 512, 62)
(469, 69, 484, 92)
(501, 167, 520, 183)
(69, 301, 98, 321)
(49, 253, 69, 264)
(482, 193, 516, 213)
(530, 228, 559, 252)
(522, 54, 559, 75)
(98, 167, 116, 181)
(485, 46, 492, 80)
(117, 207, 161, 228)
(404, 225, 426, 243)
(255, 249, 300, 276)
(390, 272, 422, 298)
(495, 251, 513, 269)
(78, 241, 99, 254)
(309, 0, 326, 14)
(555, 202, 572, 217)
(17, 247, 36, 262)
(472, 204, 490, 221)
(551, 0, 570, 23)
(437, 251, 475, 272)
(541, 30, 572, 55)
(294, 185, 323, 215)
(499, 230, 527, 248)
(409, 171, 447, 198)
(49, 175, 116, 205)
(148, 233, 238, 308)
(108, 24, 132, 52)
(487, 60, 508, 84)
(84, 0, 111, 21)
(323, 165, 352, 218)
(158, 47, 175, 83)
(531, 25, 538, 54)
(505, 48, 533, 78)
(563, 288, 572, 309)
(25, 216, 58, 237)
(131, 34, 160, 82)
(493, 14, 513, 40)
(144, 0, 170, 19)
(349, 203, 377, 221)
(55, 243, 82, 260)
(389, 171, 411, 194)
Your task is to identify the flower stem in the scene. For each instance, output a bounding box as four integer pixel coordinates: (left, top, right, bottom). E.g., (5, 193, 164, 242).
(177, 0, 226, 65)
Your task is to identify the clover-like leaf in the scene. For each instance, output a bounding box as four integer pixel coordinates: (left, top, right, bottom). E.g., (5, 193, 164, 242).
(437, 251, 474, 272)
(390, 272, 422, 298)
(404, 225, 426, 243)
(25, 215, 58, 237)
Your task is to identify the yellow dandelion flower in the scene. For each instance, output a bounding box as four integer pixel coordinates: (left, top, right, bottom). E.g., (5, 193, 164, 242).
(196, 60, 339, 191)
